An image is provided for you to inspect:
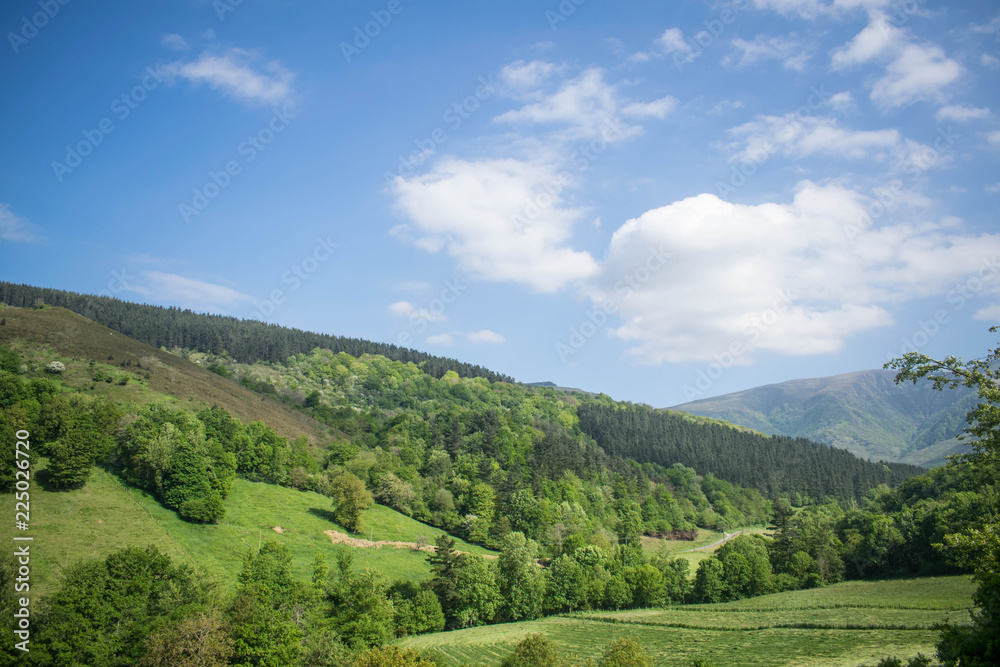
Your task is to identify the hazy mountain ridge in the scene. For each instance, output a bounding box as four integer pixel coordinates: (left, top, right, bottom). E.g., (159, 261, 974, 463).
(672, 369, 977, 467)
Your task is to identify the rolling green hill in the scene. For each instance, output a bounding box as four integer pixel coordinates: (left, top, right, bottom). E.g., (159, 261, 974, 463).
(672, 369, 978, 467)
(11, 458, 494, 599)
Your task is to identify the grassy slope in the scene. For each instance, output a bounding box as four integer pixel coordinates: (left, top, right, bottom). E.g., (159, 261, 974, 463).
(401, 576, 975, 666)
(0, 305, 333, 443)
(3, 460, 495, 599)
(640, 526, 771, 573)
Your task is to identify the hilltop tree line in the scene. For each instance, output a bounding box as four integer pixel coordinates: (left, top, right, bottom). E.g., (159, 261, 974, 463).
(577, 403, 924, 504)
(0, 282, 514, 383)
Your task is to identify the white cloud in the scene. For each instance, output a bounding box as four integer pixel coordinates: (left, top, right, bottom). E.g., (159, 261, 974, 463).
(725, 115, 900, 163)
(752, 0, 891, 19)
(388, 300, 446, 322)
(495, 67, 642, 143)
(989, 131, 1000, 145)
(0, 203, 42, 244)
(828, 91, 855, 113)
(982, 54, 1000, 69)
(126, 271, 252, 309)
(973, 303, 1000, 322)
(658, 27, 696, 62)
(467, 329, 505, 344)
(710, 99, 746, 115)
(871, 43, 962, 109)
(935, 105, 990, 122)
(161, 34, 189, 51)
(986, 183, 1000, 193)
(166, 49, 294, 106)
(390, 157, 599, 293)
(495, 65, 677, 143)
(828, 12, 962, 110)
(830, 12, 904, 69)
(500, 60, 559, 93)
(970, 17, 1000, 35)
(426, 333, 455, 345)
(622, 95, 679, 119)
(727, 34, 810, 71)
(588, 181, 1000, 364)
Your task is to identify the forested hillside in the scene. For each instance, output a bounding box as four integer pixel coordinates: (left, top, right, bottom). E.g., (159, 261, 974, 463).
(0, 281, 513, 383)
(577, 403, 923, 503)
(0, 302, 992, 665)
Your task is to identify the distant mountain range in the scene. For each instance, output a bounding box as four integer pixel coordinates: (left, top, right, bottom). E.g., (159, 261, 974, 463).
(526, 381, 594, 395)
(671, 369, 979, 467)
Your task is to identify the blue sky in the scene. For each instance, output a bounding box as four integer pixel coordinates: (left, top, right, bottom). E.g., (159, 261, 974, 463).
(1, 0, 999, 407)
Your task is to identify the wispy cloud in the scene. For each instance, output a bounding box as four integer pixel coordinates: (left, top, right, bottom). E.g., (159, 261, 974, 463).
(125, 271, 253, 309)
(935, 105, 990, 122)
(467, 329, 505, 344)
(0, 203, 42, 244)
(165, 48, 295, 106)
(724, 115, 901, 162)
(726, 34, 811, 71)
(388, 300, 447, 322)
(161, 33, 189, 51)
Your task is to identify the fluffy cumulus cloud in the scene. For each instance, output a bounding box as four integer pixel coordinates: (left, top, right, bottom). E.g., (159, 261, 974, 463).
(390, 157, 599, 293)
(828, 11, 962, 109)
(165, 48, 294, 106)
(587, 181, 1000, 364)
(390, 60, 681, 293)
(830, 12, 904, 69)
(871, 43, 962, 109)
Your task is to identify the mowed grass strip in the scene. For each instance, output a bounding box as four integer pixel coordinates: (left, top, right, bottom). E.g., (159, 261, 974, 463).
(4, 464, 496, 598)
(569, 606, 968, 630)
(693, 576, 975, 612)
(400, 576, 974, 667)
(402, 616, 947, 666)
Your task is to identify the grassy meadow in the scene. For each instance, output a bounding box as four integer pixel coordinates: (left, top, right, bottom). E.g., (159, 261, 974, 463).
(3, 460, 495, 599)
(401, 575, 975, 666)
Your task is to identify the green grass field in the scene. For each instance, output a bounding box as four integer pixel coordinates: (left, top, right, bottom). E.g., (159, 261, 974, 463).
(400, 576, 976, 666)
(641, 526, 771, 573)
(2, 461, 495, 598)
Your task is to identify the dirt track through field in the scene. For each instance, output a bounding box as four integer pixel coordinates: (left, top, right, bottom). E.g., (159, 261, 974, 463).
(323, 530, 498, 559)
(679, 530, 743, 553)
